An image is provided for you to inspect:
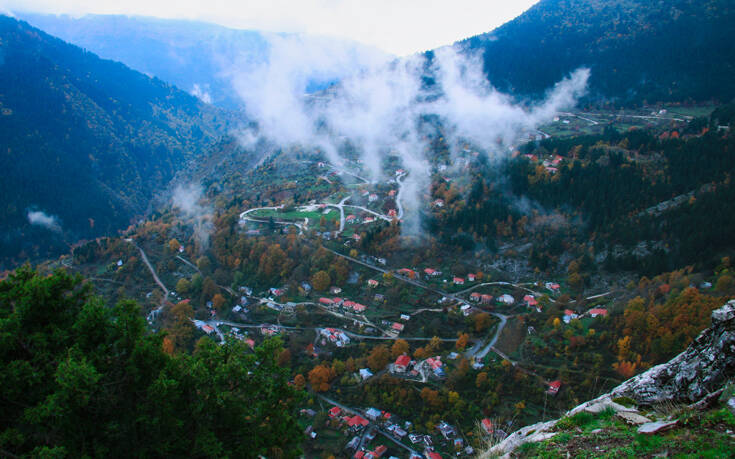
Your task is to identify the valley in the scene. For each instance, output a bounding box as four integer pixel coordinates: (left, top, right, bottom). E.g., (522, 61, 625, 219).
(2, 1, 735, 458)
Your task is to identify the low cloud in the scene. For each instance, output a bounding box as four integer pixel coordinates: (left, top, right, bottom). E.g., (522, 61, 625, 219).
(191, 83, 213, 104)
(230, 40, 590, 236)
(172, 184, 213, 251)
(27, 209, 61, 233)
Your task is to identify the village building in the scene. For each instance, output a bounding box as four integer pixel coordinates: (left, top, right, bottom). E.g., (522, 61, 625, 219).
(453, 277, 465, 285)
(391, 322, 405, 333)
(330, 286, 342, 294)
(481, 418, 494, 435)
(424, 268, 441, 276)
(547, 380, 562, 395)
(588, 308, 608, 318)
(365, 407, 382, 420)
(367, 279, 379, 287)
(481, 294, 494, 304)
(563, 309, 579, 324)
(394, 354, 411, 372)
(468, 273, 476, 282)
(498, 294, 515, 304)
(470, 292, 481, 302)
(359, 368, 373, 380)
(545, 282, 561, 292)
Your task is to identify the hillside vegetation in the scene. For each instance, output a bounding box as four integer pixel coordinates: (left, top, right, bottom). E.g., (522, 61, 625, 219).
(458, 0, 735, 104)
(0, 16, 234, 267)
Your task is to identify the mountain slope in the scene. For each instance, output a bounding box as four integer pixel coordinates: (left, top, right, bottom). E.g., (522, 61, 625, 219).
(0, 16, 233, 267)
(16, 13, 390, 110)
(458, 0, 735, 104)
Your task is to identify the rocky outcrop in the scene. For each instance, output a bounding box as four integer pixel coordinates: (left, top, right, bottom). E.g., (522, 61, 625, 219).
(611, 300, 735, 405)
(482, 300, 735, 458)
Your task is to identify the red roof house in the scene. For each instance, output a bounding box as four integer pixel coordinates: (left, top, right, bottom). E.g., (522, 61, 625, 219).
(481, 418, 494, 434)
(394, 354, 411, 372)
(547, 380, 562, 395)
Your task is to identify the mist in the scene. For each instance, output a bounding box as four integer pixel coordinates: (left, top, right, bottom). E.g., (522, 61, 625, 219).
(172, 184, 213, 251)
(230, 40, 590, 236)
(27, 209, 61, 233)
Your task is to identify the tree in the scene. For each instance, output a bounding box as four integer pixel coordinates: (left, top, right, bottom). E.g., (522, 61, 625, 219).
(176, 278, 191, 295)
(308, 365, 333, 392)
(456, 333, 470, 351)
(168, 238, 181, 252)
(294, 373, 306, 390)
(391, 339, 409, 359)
(0, 267, 305, 458)
(473, 313, 492, 333)
(367, 345, 391, 372)
(312, 271, 331, 292)
(212, 293, 226, 311)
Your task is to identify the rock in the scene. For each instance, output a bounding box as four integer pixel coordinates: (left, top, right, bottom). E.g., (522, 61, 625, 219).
(583, 399, 637, 414)
(637, 420, 678, 434)
(617, 411, 651, 425)
(612, 301, 735, 405)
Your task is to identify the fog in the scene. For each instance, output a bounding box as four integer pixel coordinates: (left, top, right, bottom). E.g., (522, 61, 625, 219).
(172, 184, 213, 251)
(230, 39, 590, 236)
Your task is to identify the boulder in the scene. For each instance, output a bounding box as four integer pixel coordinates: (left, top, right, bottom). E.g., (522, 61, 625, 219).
(612, 301, 735, 405)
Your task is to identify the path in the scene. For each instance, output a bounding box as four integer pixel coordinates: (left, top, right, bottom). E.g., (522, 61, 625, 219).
(125, 239, 169, 319)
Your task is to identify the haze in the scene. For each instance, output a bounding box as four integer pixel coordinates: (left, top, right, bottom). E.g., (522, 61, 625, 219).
(2, 0, 539, 55)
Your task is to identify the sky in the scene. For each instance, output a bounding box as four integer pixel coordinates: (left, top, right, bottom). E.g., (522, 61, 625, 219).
(1, 0, 539, 56)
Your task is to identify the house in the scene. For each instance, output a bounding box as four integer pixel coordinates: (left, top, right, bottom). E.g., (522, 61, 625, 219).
(354, 452, 365, 459)
(368, 279, 379, 288)
(426, 452, 441, 459)
(424, 268, 440, 276)
(589, 308, 608, 318)
(498, 294, 515, 305)
(453, 277, 465, 285)
(481, 294, 493, 304)
(394, 354, 411, 372)
(524, 295, 539, 310)
(400, 314, 410, 321)
(245, 338, 255, 349)
(269, 287, 285, 296)
(371, 445, 388, 457)
(201, 324, 215, 335)
(369, 194, 378, 202)
(460, 304, 472, 316)
(398, 268, 416, 278)
(547, 380, 562, 395)
(347, 415, 370, 429)
(328, 406, 342, 418)
(481, 418, 494, 435)
(346, 436, 360, 450)
(330, 286, 342, 294)
(332, 297, 344, 306)
(366, 407, 382, 420)
(391, 322, 405, 333)
(468, 273, 476, 282)
(319, 297, 334, 306)
(433, 199, 444, 207)
(388, 189, 396, 197)
(470, 292, 481, 302)
(387, 209, 397, 217)
(436, 420, 456, 439)
(353, 234, 361, 241)
(545, 282, 561, 292)
(346, 215, 357, 223)
(232, 305, 242, 313)
(359, 368, 374, 380)
(364, 216, 375, 223)
(563, 309, 578, 324)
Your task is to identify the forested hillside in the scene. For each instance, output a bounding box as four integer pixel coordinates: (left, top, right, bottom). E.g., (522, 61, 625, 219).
(0, 16, 233, 268)
(458, 0, 735, 104)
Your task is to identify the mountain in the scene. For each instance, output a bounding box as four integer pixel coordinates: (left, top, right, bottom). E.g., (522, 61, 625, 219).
(458, 0, 735, 104)
(0, 16, 234, 267)
(15, 13, 390, 110)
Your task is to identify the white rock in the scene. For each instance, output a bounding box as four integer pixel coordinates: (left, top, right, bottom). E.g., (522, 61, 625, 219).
(638, 420, 678, 434)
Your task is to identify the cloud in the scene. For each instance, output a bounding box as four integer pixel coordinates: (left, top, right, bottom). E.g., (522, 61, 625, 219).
(172, 184, 213, 251)
(230, 42, 590, 237)
(27, 209, 61, 232)
(191, 83, 212, 104)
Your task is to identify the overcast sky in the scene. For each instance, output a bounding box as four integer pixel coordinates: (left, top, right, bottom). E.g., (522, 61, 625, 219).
(1, 0, 539, 55)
